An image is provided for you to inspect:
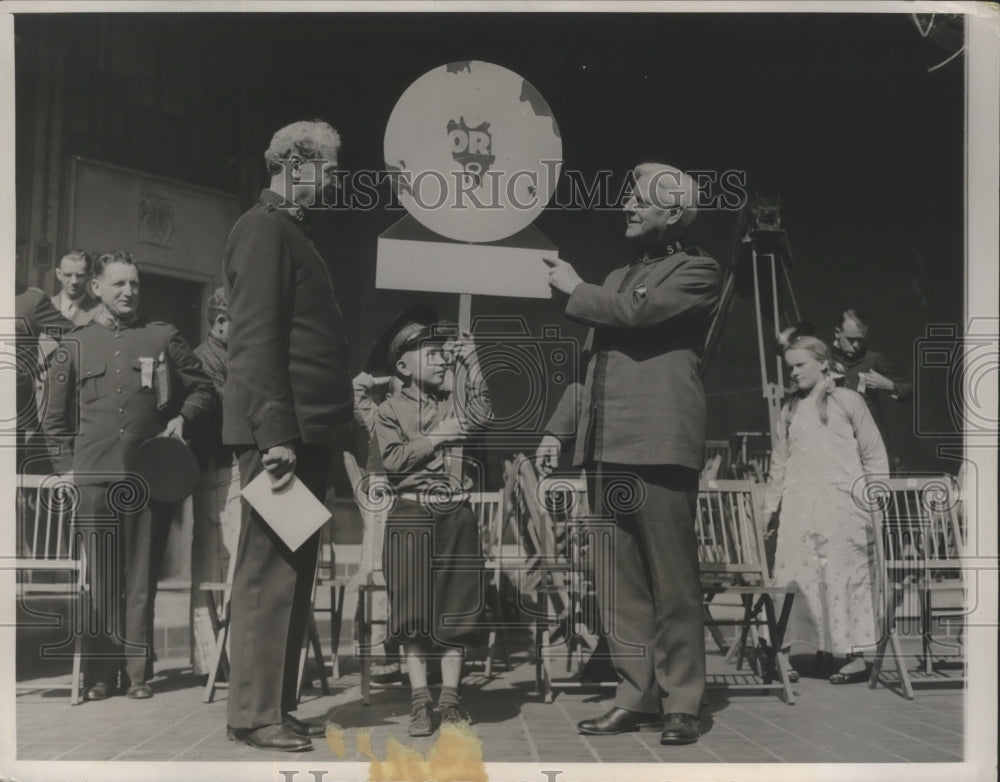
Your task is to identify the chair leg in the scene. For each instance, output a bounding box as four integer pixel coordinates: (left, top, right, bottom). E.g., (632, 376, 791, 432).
(297, 609, 329, 700)
(729, 594, 756, 667)
(921, 586, 934, 675)
(890, 630, 915, 700)
(309, 612, 330, 695)
(704, 603, 730, 658)
(533, 618, 543, 693)
(870, 585, 896, 691)
(485, 630, 496, 679)
(772, 643, 796, 705)
(542, 626, 553, 703)
(360, 588, 372, 706)
(869, 631, 889, 690)
(204, 619, 229, 704)
(71, 630, 83, 706)
(329, 583, 345, 679)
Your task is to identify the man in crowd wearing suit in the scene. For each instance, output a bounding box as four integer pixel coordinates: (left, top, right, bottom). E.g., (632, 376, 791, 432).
(43, 250, 213, 701)
(14, 281, 74, 474)
(50, 249, 99, 326)
(831, 308, 912, 471)
(223, 120, 353, 752)
(538, 162, 720, 745)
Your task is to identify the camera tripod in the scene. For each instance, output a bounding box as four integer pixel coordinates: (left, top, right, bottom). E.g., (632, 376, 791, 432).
(700, 195, 802, 447)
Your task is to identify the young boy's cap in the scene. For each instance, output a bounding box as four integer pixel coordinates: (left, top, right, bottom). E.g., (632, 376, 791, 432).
(366, 305, 440, 375)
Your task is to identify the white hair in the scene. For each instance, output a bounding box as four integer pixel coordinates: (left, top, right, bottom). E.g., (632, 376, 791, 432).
(264, 120, 341, 175)
(632, 162, 698, 228)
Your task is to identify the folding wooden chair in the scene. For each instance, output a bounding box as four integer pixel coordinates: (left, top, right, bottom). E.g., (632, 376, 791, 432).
(295, 570, 331, 698)
(16, 473, 85, 699)
(517, 461, 615, 704)
(869, 476, 966, 698)
(345, 452, 396, 706)
(201, 539, 238, 703)
(310, 521, 347, 679)
(695, 479, 796, 703)
(468, 490, 510, 678)
(15, 474, 86, 705)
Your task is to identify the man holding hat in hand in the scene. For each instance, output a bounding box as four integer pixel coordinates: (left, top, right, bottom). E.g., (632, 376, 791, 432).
(43, 250, 213, 702)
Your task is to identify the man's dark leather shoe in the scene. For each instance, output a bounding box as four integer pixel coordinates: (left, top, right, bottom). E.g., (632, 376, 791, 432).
(577, 707, 661, 735)
(234, 724, 313, 752)
(125, 683, 153, 699)
(282, 713, 327, 738)
(86, 682, 112, 701)
(660, 713, 700, 745)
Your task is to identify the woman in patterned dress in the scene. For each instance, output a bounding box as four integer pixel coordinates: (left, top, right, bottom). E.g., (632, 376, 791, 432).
(764, 336, 889, 683)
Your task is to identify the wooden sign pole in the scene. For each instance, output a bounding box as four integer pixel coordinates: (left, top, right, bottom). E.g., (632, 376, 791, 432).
(446, 293, 474, 481)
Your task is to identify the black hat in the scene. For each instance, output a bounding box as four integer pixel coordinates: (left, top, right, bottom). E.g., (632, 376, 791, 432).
(132, 436, 201, 502)
(366, 305, 440, 375)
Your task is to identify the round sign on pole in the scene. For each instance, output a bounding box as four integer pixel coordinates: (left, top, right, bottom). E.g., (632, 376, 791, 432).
(384, 61, 562, 243)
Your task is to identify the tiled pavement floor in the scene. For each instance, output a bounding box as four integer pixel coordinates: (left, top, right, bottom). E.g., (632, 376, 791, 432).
(16, 649, 964, 764)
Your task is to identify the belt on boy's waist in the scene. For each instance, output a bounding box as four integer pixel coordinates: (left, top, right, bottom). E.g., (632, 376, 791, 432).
(398, 490, 471, 505)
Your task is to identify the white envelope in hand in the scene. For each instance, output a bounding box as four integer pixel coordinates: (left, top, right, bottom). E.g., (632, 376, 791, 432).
(240, 471, 332, 551)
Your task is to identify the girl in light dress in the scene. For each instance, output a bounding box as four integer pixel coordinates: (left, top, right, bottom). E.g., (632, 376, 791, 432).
(765, 336, 889, 683)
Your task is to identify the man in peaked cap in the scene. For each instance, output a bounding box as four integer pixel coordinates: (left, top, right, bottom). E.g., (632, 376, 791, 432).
(540, 162, 720, 745)
(222, 119, 353, 752)
(43, 250, 213, 702)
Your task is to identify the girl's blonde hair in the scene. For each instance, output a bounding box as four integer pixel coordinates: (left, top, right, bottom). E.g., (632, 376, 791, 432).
(781, 336, 842, 435)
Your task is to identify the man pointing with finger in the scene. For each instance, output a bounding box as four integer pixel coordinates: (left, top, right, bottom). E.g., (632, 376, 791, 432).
(538, 162, 720, 745)
(223, 120, 353, 752)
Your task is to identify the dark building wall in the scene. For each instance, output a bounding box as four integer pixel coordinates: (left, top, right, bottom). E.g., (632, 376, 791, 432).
(15, 12, 966, 474)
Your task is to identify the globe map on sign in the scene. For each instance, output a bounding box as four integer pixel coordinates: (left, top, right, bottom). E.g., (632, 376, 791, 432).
(384, 61, 562, 243)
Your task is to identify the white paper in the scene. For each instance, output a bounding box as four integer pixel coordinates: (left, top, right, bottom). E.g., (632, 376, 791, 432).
(240, 471, 331, 551)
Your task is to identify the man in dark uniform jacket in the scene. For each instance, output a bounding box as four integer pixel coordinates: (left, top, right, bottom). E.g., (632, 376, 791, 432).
(223, 120, 353, 752)
(43, 251, 213, 701)
(831, 308, 912, 470)
(539, 162, 720, 745)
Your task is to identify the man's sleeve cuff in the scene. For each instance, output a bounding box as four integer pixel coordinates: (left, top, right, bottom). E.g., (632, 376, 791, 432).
(248, 399, 299, 451)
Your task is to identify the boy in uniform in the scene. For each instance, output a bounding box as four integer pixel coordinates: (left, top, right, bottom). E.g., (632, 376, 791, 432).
(372, 314, 492, 736)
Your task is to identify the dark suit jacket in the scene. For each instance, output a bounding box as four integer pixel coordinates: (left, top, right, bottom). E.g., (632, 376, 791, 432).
(222, 189, 353, 450)
(42, 318, 213, 480)
(546, 243, 721, 469)
(14, 283, 74, 432)
(832, 344, 912, 451)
